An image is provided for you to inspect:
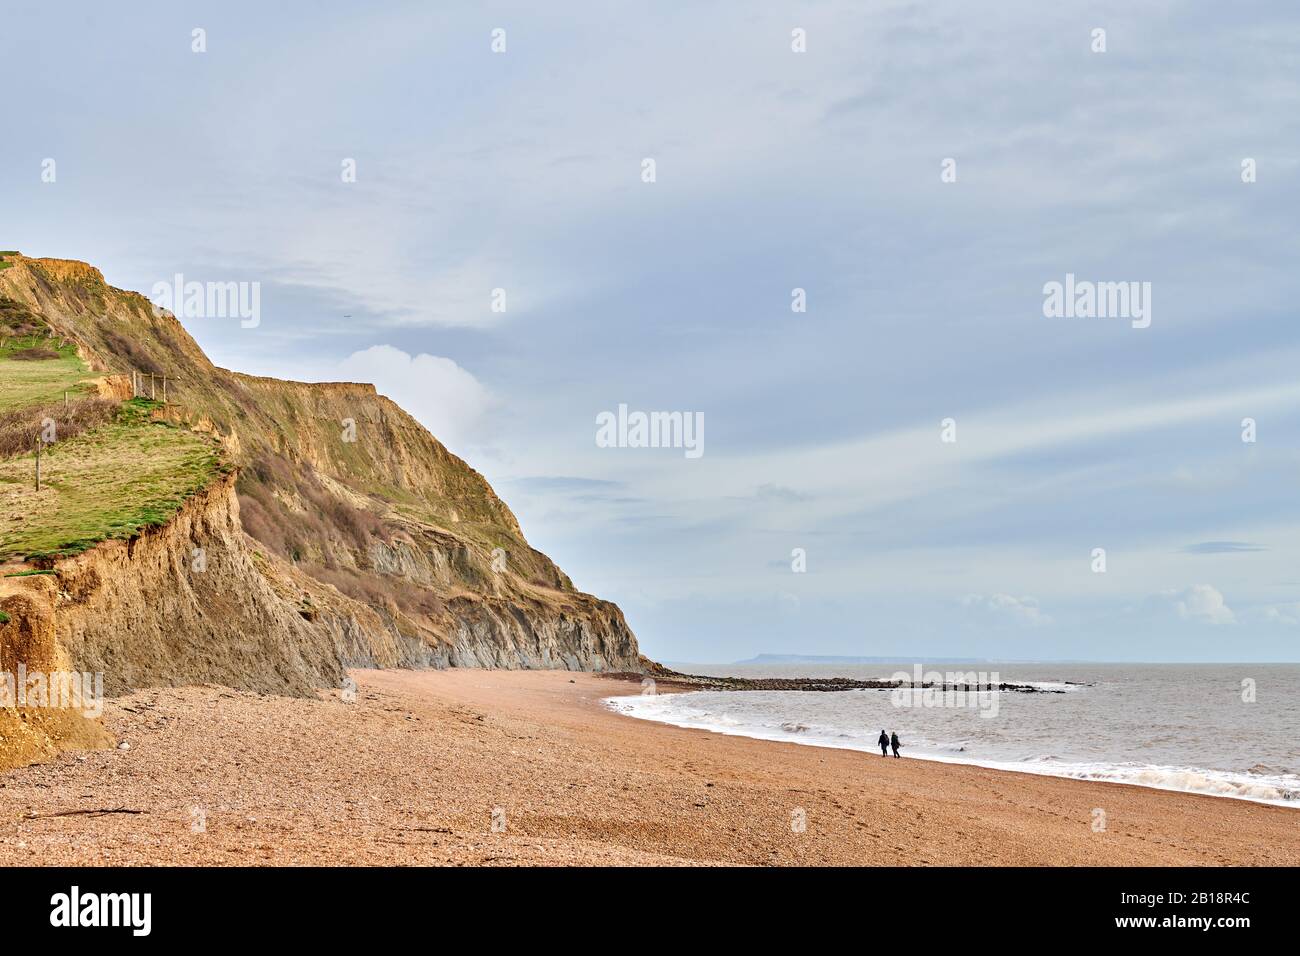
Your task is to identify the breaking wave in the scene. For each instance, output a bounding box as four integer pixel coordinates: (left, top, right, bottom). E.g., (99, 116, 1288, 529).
(605, 691, 1300, 808)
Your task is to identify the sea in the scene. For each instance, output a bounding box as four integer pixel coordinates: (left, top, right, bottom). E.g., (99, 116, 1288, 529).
(604, 661, 1300, 807)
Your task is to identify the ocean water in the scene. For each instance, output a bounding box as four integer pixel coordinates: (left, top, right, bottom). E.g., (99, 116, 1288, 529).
(605, 662, 1300, 807)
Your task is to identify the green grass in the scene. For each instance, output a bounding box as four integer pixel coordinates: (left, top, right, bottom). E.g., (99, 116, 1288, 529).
(0, 611, 9, 624)
(0, 400, 221, 561)
(0, 337, 93, 411)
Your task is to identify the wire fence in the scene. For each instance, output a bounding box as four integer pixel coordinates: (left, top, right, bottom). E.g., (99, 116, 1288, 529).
(20, 367, 198, 491)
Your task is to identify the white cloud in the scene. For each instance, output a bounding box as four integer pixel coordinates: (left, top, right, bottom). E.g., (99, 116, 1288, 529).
(335, 345, 493, 452)
(962, 593, 1051, 627)
(586, 371, 1300, 541)
(1258, 603, 1300, 626)
(1164, 585, 1236, 625)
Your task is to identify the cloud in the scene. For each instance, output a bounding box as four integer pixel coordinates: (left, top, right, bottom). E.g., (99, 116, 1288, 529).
(961, 593, 1051, 627)
(335, 345, 492, 452)
(1260, 604, 1300, 625)
(1179, 541, 1268, 554)
(1163, 585, 1236, 625)
(754, 484, 812, 503)
(507, 476, 623, 494)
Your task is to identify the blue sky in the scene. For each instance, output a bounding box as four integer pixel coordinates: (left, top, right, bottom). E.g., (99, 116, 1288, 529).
(4, 2, 1299, 662)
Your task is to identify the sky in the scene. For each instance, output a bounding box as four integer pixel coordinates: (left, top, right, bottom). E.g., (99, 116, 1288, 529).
(3, 1, 1299, 662)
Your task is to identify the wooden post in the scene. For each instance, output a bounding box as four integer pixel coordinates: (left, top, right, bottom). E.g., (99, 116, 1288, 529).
(34, 436, 41, 492)
(64, 390, 68, 408)
(151, 373, 156, 400)
(163, 377, 168, 404)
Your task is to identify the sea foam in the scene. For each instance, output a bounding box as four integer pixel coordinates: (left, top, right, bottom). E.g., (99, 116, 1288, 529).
(605, 690, 1300, 808)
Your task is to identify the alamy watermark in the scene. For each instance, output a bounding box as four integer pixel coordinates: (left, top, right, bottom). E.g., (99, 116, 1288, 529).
(889, 664, 1001, 718)
(1042, 273, 1151, 329)
(151, 273, 260, 328)
(50, 886, 151, 936)
(596, 404, 704, 459)
(0, 665, 104, 718)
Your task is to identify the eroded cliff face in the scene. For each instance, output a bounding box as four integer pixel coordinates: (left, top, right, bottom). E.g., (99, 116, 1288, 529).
(0, 254, 645, 718)
(18, 473, 344, 697)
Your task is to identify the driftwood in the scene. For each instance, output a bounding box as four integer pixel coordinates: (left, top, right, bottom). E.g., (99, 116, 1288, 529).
(22, 807, 147, 820)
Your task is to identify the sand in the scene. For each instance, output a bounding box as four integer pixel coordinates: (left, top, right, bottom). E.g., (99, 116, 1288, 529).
(0, 669, 1295, 866)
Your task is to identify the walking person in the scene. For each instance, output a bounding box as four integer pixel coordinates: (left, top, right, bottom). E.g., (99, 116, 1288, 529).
(877, 729, 890, 757)
(890, 731, 902, 758)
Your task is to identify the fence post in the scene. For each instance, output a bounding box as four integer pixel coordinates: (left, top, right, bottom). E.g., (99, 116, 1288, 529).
(163, 377, 168, 404)
(151, 373, 156, 400)
(34, 436, 41, 492)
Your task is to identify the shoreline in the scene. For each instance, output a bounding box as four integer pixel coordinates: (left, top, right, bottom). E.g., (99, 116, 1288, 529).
(0, 668, 1296, 866)
(601, 688, 1300, 810)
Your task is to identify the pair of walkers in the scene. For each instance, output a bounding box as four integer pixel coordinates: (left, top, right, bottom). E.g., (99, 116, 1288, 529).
(877, 730, 902, 758)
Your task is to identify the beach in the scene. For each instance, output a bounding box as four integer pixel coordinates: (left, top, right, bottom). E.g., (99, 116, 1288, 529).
(0, 669, 1295, 866)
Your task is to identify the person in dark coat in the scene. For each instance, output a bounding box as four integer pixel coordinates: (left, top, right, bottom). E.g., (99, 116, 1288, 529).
(890, 731, 902, 758)
(877, 730, 890, 757)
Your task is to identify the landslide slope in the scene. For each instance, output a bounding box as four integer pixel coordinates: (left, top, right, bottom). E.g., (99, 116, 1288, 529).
(0, 253, 644, 706)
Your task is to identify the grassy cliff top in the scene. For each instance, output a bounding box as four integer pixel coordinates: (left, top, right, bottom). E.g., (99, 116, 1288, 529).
(0, 337, 93, 412)
(0, 399, 222, 561)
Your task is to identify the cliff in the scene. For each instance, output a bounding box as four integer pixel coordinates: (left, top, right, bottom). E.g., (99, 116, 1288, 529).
(0, 252, 644, 752)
